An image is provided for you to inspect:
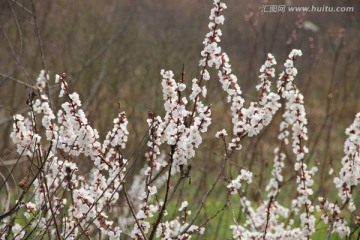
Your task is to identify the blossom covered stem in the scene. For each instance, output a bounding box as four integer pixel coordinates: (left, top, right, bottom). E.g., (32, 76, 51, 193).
(188, 1, 223, 126)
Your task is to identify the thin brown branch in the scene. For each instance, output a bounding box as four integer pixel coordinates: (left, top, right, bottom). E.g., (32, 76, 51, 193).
(177, 152, 228, 237)
(149, 145, 175, 240)
(123, 182, 148, 240)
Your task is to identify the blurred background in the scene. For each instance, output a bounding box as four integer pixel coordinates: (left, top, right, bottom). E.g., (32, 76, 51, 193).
(0, 0, 359, 238)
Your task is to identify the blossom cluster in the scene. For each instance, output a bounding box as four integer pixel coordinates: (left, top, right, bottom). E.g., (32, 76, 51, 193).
(6, 71, 130, 239)
(10, 114, 41, 158)
(314, 112, 360, 238)
(277, 49, 317, 237)
(227, 169, 253, 195)
(227, 50, 314, 239)
(230, 228, 303, 240)
(265, 147, 286, 197)
(217, 51, 281, 150)
(127, 0, 229, 237)
(317, 197, 350, 237)
(2, 0, 360, 239)
(155, 201, 205, 239)
(142, 0, 227, 176)
(333, 112, 360, 211)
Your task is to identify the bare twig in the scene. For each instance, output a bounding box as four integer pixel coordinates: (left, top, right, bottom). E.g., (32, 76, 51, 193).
(263, 196, 274, 240)
(0, 171, 11, 213)
(177, 152, 228, 237)
(30, 0, 51, 108)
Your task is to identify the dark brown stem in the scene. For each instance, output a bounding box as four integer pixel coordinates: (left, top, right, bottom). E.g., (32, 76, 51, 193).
(123, 182, 148, 240)
(263, 196, 274, 240)
(0, 143, 52, 221)
(42, 172, 62, 240)
(31, 0, 52, 108)
(148, 145, 175, 240)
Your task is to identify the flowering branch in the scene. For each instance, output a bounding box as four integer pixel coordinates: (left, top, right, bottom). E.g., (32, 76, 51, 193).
(1, 1, 359, 239)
